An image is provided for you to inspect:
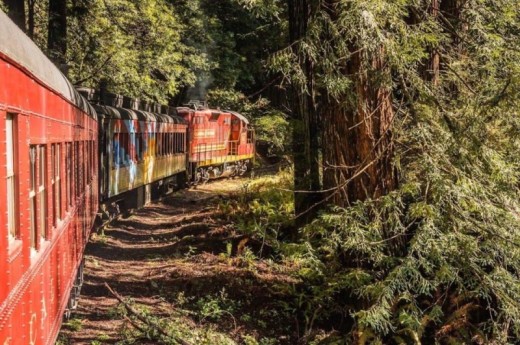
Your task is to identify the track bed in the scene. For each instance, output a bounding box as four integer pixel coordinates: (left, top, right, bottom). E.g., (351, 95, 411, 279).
(57, 177, 299, 345)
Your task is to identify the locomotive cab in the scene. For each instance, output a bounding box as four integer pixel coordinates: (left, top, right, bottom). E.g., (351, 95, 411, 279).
(178, 105, 255, 184)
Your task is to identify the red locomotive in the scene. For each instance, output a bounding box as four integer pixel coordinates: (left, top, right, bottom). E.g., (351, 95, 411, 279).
(0, 8, 255, 345)
(0, 10, 98, 345)
(178, 102, 255, 184)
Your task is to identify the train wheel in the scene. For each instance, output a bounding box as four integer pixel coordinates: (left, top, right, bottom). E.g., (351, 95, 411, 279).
(212, 166, 222, 178)
(201, 169, 210, 184)
(64, 308, 72, 321)
(78, 259, 85, 286)
(238, 161, 248, 176)
(194, 171, 202, 185)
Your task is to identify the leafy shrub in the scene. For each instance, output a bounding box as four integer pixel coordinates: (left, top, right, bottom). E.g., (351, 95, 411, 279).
(207, 89, 291, 157)
(254, 113, 290, 157)
(286, 99, 520, 343)
(219, 169, 294, 254)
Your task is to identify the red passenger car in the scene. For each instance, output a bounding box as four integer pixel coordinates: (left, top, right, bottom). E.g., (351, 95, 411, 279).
(177, 104, 255, 183)
(0, 11, 98, 345)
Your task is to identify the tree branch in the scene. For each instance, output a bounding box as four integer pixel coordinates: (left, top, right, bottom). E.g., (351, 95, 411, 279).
(105, 283, 193, 345)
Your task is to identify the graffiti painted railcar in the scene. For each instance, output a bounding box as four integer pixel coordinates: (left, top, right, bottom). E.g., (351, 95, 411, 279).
(0, 10, 98, 345)
(177, 106, 255, 184)
(96, 104, 188, 210)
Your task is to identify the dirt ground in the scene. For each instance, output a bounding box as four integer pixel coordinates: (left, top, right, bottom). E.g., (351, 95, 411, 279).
(58, 177, 299, 345)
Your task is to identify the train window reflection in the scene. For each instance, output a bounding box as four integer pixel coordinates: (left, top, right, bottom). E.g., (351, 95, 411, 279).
(38, 145, 47, 239)
(55, 144, 61, 222)
(66, 143, 72, 208)
(6, 114, 18, 239)
(29, 145, 37, 248)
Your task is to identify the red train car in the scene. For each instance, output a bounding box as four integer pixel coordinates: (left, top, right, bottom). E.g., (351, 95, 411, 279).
(177, 104, 255, 183)
(0, 11, 98, 345)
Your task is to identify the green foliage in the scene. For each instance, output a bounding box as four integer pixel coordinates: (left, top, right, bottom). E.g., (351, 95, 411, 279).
(241, 335, 279, 345)
(293, 114, 520, 340)
(219, 169, 294, 253)
(267, 0, 520, 343)
(63, 318, 83, 332)
(195, 288, 239, 322)
(207, 88, 291, 156)
(207, 88, 268, 117)
(66, 0, 283, 102)
(234, 0, 284, 20)
(0, 0, 284, 104)
(193, 0, 285, 92)
(114, 298, 238, 345)
(254, 113, 290, 156)
(67, 0, 206, 103)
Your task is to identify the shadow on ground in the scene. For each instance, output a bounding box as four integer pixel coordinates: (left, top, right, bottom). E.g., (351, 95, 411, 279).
(58, 179, 299, 345)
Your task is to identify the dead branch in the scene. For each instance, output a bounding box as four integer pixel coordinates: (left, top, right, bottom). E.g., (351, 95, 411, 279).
(105, 283, 192, 345)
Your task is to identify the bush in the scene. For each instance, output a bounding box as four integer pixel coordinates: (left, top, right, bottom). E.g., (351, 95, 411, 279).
(286, 100, 520, 344)
(207, 89, 291, 157)
(218, 169, 294, 254)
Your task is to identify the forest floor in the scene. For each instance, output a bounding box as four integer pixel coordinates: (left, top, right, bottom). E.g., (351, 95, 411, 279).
(57, 172, 302, 345)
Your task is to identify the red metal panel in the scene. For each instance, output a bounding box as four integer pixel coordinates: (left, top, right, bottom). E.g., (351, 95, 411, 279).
(0, 111, 7, 304)
(180, 108, 254, 167)
(0, 50, 99, 345)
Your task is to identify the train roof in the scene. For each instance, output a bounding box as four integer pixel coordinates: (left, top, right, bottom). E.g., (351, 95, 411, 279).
(226, 110, 250, 125)
(176, 107, 250, 125)
(94, 104, 187, 124)
(0, 10, 96, 118)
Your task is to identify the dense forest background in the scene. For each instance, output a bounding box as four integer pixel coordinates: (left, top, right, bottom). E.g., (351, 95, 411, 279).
(2, 0, 520, 344)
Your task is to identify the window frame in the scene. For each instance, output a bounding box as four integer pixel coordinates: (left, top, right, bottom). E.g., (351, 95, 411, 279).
(29, 145, 38, 249)
(37, 145, 47, 240)
(6, 114, 19, 241)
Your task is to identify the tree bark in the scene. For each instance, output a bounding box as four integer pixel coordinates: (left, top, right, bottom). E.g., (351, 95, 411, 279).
(28, 0, 35, 39)
(5, 0, 26, 32)
(288, 0, 321, 224)
(406, 1, 441, 85)
(322, 41, 397, 206)
(48, 0, 68, 67)
(439, 0, 465, 94)
(426, 0, 440, 85)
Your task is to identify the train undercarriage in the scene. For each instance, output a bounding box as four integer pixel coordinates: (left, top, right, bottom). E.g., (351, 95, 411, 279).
(192, 159, 251, 185)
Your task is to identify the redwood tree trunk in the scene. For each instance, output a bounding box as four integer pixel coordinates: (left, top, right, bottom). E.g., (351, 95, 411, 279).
(5, 0, 26, 32)
(28, 0, 36, 39)
(322, 48, 397, 207)
(48, 0, 68, 66)
(427, 0, 440, 85)
(406, 1, 440, 85)
(288, 0, 321, 223)
(440, 0, 464, 93)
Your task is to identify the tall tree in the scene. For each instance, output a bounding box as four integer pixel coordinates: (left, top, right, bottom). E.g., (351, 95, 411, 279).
(287, 0, 321, 223)
(408, 0, 440, 84)
(48, 0, 67, 66)
(321, 55, 397, 206)
(28, 0, 36, 38)
(283, 0, 520, 342)
(5, 0, 25, 31)
(320, 2, 397, 207)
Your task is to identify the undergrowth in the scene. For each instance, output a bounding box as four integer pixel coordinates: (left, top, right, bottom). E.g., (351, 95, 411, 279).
(218, 169, 294, 256)
(113, 290, 283, 345)
(218, 156, 520, 344)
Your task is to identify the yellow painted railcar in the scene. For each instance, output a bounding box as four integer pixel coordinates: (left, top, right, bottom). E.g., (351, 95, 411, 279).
(95, 104, 188, 210)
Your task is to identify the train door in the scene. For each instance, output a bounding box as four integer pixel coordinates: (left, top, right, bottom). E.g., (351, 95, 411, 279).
(229, 118, 240, 156)
(99, 119, 109, 201)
